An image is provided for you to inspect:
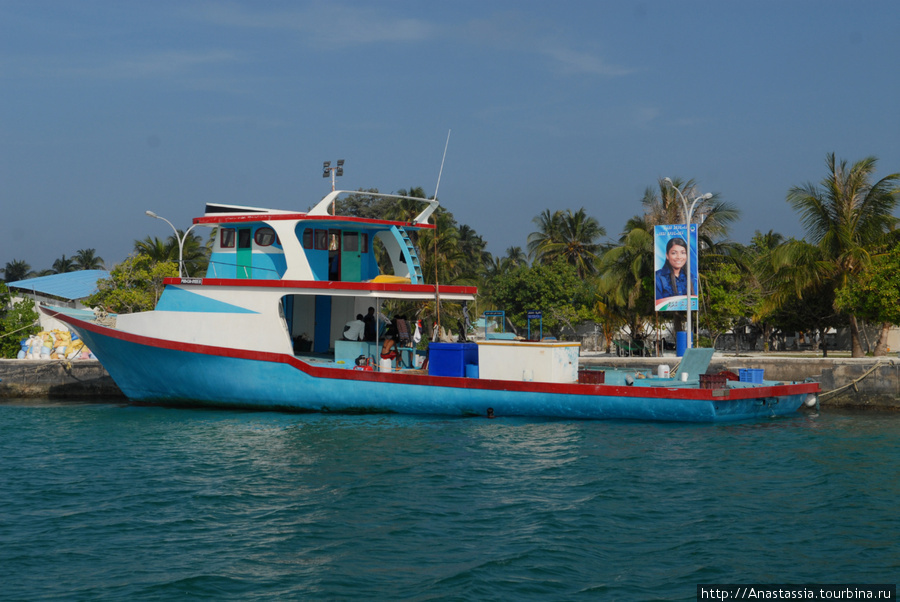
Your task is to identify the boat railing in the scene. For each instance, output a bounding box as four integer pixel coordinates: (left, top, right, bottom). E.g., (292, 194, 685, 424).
(308, 190, 439, 225)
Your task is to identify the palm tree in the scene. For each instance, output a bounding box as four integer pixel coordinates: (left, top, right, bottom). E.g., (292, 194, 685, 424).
(2, 259, 33, 283)
(417, 209, 466, 285)
(134, 236, 177, 262)
(597, 216, 656, 337)
(52, 255, 77, 274)
(527, 209, 563, 261)
(784, 152, 900, 357)
(72, 248, 105, 270)
(642, 177, 739, 248)
(133, 232, 209, 277)
(527, 208, 605, 278)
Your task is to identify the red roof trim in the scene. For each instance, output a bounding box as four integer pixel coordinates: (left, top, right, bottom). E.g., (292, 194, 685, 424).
(162, 277, 477, 295)
(194, 213, 434, 230)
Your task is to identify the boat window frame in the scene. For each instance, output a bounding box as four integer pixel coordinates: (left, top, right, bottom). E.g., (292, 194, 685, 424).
(220, 228, 236, 249)
(315, 229, 328, 251)
(254, 226, 277, 247)
(344, 231, 359, 252)
(238, 228, 253, 249)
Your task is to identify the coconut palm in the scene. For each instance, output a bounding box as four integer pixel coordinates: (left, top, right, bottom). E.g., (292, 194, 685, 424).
(2, 259, 33, 283)
(52, 255, 77, 274)
(642, 177, 739, 249)
(134, 236, 177, 262)
(597, 216, 656, 336)
(73, 248, 105, 270)
(527, 208, 605, 278)
(783, 153, 900, 357)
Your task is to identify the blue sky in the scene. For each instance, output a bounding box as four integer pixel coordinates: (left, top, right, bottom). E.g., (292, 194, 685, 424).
(2, 1, 899, 271)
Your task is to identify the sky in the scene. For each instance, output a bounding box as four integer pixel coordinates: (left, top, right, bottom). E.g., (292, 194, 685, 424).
(2, 1, 899, 272)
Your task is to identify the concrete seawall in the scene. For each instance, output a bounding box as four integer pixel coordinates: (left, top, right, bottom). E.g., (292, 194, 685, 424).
(0, 360, 125, 399)
(1, 356, 898, 409)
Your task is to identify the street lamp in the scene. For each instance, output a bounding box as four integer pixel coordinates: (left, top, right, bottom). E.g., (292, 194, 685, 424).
(323, 160, 345, 215)
(663, 178, 712, 350)
(145, 211, 201, 278)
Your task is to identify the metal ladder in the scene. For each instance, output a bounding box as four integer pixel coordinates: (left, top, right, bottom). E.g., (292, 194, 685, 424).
(397, 227, 424, 284)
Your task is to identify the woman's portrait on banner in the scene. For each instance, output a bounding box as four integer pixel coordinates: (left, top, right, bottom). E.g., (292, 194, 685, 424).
(654, 225, 698, 311)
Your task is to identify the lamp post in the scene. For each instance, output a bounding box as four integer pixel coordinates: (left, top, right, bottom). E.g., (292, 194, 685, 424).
(145, 211, 200, 278)
(323, 159, 345, 214)
(663, 178, 712, 349)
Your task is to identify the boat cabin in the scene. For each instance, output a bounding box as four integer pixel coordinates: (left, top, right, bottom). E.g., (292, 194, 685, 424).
(145, 190, 474, 367)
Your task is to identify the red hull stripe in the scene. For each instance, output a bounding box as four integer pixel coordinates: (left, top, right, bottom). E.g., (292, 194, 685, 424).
(46, 309, 820, 402)
(193, 214, 435, 230)
(161, 278, 476, 295)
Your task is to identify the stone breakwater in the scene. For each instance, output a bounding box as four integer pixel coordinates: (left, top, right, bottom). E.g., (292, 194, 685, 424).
(0, 360, 125, 399)
(1, 357, 898, 409)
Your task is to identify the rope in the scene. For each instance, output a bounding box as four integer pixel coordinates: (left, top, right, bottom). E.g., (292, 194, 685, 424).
(818, 361, 892, 400)
(0, 320, 40, 340)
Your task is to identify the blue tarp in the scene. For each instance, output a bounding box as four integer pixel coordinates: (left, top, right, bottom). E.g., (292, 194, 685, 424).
(7, 270, 109, 301)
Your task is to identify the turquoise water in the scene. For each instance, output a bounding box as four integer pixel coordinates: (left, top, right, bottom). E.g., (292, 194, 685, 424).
(1, 401, 897, 600)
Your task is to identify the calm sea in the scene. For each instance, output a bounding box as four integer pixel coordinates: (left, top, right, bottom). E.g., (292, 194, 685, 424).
(1, 400, 897, 601)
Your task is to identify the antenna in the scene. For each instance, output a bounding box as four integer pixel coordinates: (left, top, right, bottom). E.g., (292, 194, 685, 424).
(432, 129, 450, 335)
(433, 129, 451, 202)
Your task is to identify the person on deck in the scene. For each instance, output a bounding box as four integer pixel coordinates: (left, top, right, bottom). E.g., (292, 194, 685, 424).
(343, 315, 365, 341)
(380, 318, 400, 358)
(363, 307, 377, 341)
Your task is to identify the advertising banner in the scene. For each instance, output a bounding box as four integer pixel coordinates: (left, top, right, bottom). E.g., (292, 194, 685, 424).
(654, 224, 698, 312)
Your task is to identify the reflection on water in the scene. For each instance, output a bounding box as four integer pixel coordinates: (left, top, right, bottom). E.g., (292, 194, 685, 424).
(1, 400, 898, 600)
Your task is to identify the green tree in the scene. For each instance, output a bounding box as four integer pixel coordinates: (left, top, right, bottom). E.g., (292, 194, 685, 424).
(644, 177, 739, 249)
(784, 152, 900, 357)
(527, 208, 605, 278)
(700, 258, 754, 351)
(0, 282, 40, 357)
(73, 248, 105, 270)
(52, 255, 77, 274)
(836, 242, 900, 353)
(488, 259, 589, 338)
(2, 259, 33, 283)
(597, 216, 656, 340)
(86, 255, 178, 314)
(134, 236, 176, 262)
(134, 232, 208, 277)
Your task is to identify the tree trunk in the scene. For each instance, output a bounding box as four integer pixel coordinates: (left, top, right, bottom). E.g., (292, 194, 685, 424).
(873, 321, 892, 356)
(849, 315, 864, 358)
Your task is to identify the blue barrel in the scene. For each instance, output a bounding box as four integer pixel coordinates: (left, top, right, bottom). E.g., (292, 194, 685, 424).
(676, 331, 688, 357)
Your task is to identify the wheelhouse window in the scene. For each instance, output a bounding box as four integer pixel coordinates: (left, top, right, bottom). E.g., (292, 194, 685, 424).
(315, 229, 328, 250)
(220, 228, 236, 249)
(302, 228, 313, 249)
(254, 227, 276, 247)
(344, 232, 358, 252)
(238, 229, 252, 249)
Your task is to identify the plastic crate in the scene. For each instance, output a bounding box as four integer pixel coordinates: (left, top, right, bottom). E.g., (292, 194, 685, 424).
(578, 369, 605, 384)
(739, 368, 764, 383)
(699, 373, 727, 389)
(428, 342, 479, 378)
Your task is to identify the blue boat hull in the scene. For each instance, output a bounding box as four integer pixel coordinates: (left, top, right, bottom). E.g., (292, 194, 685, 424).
(62, 317, 812, 423)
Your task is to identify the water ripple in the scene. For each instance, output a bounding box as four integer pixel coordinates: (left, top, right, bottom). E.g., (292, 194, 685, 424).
(1, 402, 898, 600)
